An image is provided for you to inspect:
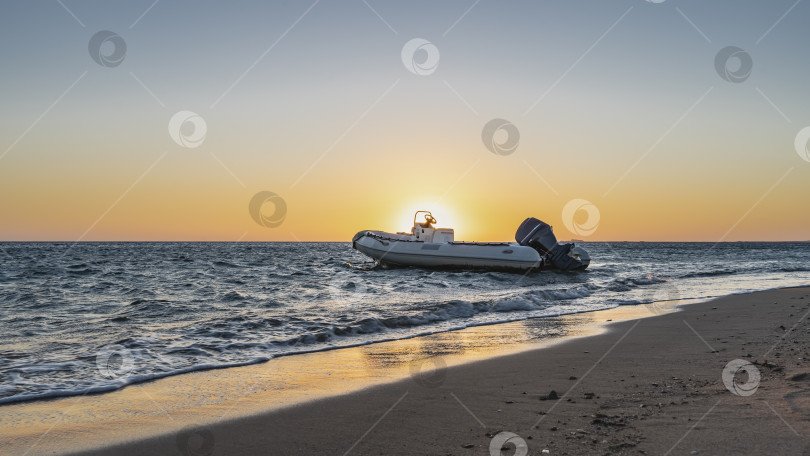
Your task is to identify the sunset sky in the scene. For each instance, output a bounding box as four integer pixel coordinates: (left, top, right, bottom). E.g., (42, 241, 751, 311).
(0, 0, 808, 242)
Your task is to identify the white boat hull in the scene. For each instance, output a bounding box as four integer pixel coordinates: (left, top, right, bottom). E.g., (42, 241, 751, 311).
(353, 232, 542, 271)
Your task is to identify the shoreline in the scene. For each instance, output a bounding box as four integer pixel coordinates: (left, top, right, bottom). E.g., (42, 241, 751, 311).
(0, 295, 700, 408)
(4, 287, 810, 455)
(1, 281, 796, 408)
(3, 303, 663, 455)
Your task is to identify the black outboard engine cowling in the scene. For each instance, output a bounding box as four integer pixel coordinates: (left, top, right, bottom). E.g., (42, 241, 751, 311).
(515, 217, 590, 271)
(515, 218, 557, 254)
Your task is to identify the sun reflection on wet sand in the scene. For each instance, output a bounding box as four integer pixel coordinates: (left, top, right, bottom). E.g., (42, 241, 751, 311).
(0, 300, 692, 455)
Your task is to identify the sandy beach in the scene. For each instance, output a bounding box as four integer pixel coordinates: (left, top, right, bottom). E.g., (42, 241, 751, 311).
(3, 286, 806, 456)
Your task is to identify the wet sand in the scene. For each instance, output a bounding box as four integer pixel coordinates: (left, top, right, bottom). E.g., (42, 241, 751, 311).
(5, 287, 810, 455)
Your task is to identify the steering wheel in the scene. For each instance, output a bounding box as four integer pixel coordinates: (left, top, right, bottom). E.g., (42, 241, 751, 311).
(424, 214, 437, 225)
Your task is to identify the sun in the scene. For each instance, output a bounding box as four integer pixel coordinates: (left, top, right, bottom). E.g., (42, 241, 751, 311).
(392, 202, 463, 235)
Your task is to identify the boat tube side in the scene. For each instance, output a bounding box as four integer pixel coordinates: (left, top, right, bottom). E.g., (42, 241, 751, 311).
(353, 233, 543, 271)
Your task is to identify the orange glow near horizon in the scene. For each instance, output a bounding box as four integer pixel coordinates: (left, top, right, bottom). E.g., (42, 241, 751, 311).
(0, 148, 808, 242)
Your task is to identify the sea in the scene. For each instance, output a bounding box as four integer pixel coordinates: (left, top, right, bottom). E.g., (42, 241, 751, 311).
(1, 241, 808, 405)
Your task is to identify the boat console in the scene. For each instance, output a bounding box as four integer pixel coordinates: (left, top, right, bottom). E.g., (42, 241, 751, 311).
(411, 211, 454, 243)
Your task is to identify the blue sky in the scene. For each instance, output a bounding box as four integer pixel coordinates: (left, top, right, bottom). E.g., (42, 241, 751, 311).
(0, 1, 808, 241)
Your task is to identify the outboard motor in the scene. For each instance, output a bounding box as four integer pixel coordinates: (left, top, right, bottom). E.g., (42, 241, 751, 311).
(515, 218, 590, 271)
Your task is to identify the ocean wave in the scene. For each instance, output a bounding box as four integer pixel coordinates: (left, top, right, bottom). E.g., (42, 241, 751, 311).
(780, 266, 810, 273)
(679, 269, 738, 279)
(222, 290, 247, 301)
(279, 287, 594, 346)
(212, 260, 245, 268)
(0, 357, 270, 406)
(1, 241, 808, 407)
(65, 267, 97, 275)
(606, 274, 666, 291)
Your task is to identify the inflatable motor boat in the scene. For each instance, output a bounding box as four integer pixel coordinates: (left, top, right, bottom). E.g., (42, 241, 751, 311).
(352, 211, 590, 272)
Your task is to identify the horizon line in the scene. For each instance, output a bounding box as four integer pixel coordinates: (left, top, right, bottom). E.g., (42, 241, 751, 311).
(1, 239, 808, 243)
